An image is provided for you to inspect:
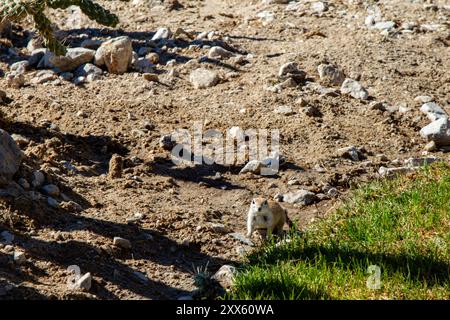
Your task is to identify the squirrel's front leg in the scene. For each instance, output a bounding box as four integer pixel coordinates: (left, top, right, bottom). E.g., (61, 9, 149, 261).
(247, 213, 254, 238)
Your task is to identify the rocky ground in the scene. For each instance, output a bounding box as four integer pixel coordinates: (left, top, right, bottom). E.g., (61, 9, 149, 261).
(0, 0, 449, 299)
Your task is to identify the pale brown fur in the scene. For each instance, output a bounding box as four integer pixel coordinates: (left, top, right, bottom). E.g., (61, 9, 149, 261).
(247, 197, 291, 239)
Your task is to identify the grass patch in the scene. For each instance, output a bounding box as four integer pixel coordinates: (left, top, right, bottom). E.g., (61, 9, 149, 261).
(228, 163, 450, 299)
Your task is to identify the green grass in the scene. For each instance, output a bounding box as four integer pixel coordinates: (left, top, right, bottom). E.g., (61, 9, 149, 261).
(228, 163, 450, 300)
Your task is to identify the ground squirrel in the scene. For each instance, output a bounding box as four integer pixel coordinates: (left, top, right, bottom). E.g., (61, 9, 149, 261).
(246, 197, 292, 239)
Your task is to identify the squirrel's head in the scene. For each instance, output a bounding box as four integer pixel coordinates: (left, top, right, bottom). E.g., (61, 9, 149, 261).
(251, 198, 269, 213)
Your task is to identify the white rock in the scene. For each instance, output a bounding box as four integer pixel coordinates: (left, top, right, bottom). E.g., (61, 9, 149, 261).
(152, 27, 172, 41)
(282, 190, 317, 205)
(257, 11, 275, 25)
(228, 126, 244, 140)
(208, 46, 234, 59)
(274, 105, 293, 115)
(27, 38, 44, 52)
(95, 36, 133, 74)
(340, 78, 369, 100)
(420, 118, 450, 146)
(74, 272, 92, 291)
(414, 95, 433, 104)
(239, 160, 263, 174)
(311, 1, 328, 13)
(420, 102, 448, 122)
(13, 251, 26, 265)
(189, 68, 219, 89)
(372, 21, 396, 31)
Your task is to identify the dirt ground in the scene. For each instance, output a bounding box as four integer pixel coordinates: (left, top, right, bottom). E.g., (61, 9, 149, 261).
(0, 0, 449, 299)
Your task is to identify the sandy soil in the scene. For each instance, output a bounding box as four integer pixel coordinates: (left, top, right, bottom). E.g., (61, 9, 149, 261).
(0, 0, 449, 299)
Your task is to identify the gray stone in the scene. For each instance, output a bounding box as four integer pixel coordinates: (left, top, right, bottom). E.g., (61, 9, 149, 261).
(229, 232, 254, 246)
(80, 39, 102, 50)
(113, 237, 132, 249)
(420, 118, 450, 146)
(42, 184, 60, 197)
(45, 48, 95, 72)
(317, 64, 345, 86)
(208, 46, 234, 59)
(340, 78, 369, 100)
(0, 231, 14, 244)
(74, 272, 92, 290)
(0, 129, 23, 186)
(47, 197, 59, 208)
(31, 170, 45, 188)
(74, 63, 103, 78)
(28, 48, 47, 67)
(133, 271, 149, 283)
(212, 265, 236, 289)
(10, 60, 29, 73)
(95, 36, 133, 74)
(18, 178, 30, 190)
(404, 157, 439, 167)
(6, 71, 25, 88)
(31, 70, 58, 84)
(282, 189, 317, 205)
(278, 62, 306, 82)
(378, 166, 417, 177)
(189, 68, 219, 89)
(60, 72, 74, 81)
(133, 57, 155, 73)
